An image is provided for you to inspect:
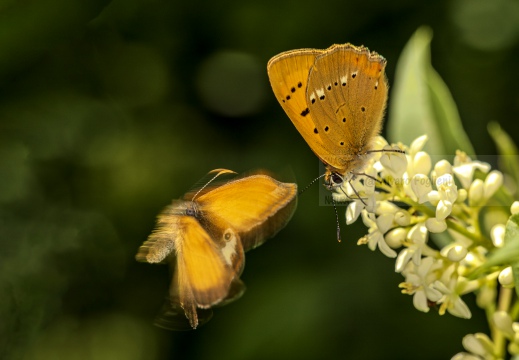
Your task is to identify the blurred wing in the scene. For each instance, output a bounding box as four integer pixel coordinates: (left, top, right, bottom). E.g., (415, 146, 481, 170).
(306, 44, 388, 170)
(136, 202, 185, 264)
(215, 278, 246, 308)
(153, 296, 213, 331)
(197, 175, 297, 251)
(175, 216, 234, 328)
(267, 49, 336, 164)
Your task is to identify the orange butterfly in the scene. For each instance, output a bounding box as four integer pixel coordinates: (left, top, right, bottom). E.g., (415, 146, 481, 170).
(267, 43, 388, 190)
(136, 169, 297, 330)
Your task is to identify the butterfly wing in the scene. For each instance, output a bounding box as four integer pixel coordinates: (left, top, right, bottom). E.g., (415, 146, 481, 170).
(153, 295, 214, 331)
(305, 44, 388, 172)
(267, 49, 336, 165)
(197, 174, 297, 252)
(172, 215, 235, 328)
(135, 202, 186, 264)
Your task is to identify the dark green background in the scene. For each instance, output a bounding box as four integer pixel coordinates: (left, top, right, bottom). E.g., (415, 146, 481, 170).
(2, 0, 519, 359)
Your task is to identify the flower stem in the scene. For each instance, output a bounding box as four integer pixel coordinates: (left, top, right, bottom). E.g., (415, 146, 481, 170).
(494, 287, 513, 358)
(445, 218, 493, 248)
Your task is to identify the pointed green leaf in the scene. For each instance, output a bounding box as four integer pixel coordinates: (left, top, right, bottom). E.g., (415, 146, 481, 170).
(388, 27, 474, 161)
(470, 214, 519, 281)
(426, 65, 475, 157)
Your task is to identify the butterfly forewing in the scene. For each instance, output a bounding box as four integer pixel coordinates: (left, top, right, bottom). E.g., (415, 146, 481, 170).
(267, 50, 335, 164)
(197, 175, 297, 251)
(136, 201, 186, 264)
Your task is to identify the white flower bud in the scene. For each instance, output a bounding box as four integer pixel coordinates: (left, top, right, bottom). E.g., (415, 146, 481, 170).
(434, 160, 452, 177)
(443, 244, 468, 262)
(468, 179, 484, 206)
(376, 201, 400, 214)
(385, 228, 407, 248)
(413, 151, 432, 175)
(490, 224, 506, 248)
(509, 341, 519, 356)
(461, 333, 495, 358)
(498, 267, 514, 287)
(425, 218, 447, 233)
(394, 210, 411, 226)
(428, 190, 440, 205)
(511, 201, 519, 215)
(483, 170, 503, 200)
(456, 189, 467, 203)
(492, 311, 514, 337)
(462, 334, 487, 357)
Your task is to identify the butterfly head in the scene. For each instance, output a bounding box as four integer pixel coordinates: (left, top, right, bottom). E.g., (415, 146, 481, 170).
(323, 169, 345, 191)
(185, 204, 198, 217)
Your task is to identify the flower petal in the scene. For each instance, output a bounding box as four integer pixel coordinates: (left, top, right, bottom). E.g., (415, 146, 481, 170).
(410, 135, 428, 154)
(436, 200, 452, 220)
(346, 200, 363, 225)
(412, 290, 430, 313)
(411, 174, 432, 204)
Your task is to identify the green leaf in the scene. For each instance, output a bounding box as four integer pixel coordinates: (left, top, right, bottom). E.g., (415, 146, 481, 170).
(388, 27, 475, 161)
(488, 122, 519, 186)
(470, 214, 519, 282)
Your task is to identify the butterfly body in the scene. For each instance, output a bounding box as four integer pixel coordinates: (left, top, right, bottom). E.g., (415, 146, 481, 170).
(137, 171, 297, 329)
(268, 43, 388, 189)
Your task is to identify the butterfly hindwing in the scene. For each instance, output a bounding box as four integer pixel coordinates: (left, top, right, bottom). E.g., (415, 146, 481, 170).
(175, 216, 234, 307)
(306, 44, 388, 169)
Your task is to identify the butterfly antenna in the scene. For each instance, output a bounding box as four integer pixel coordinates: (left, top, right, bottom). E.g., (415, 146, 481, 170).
(191, 169, 236, 201)
(368, 148, 406, 154)
(299, 173, 326, 196)
(332, 197, 342, 242)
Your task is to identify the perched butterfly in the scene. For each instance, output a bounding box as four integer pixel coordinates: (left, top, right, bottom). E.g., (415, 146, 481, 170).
(136, 169, 297, 330)
(267, 43, 389, 191)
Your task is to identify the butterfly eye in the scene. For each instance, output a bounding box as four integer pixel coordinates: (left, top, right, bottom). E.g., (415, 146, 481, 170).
(186, 207, 196, 216)
(331, 173, 343, 186)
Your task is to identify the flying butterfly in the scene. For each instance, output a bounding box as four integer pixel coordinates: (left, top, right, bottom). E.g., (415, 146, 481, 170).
(136, 169, 297, 330)
(267, 43, 391, 191)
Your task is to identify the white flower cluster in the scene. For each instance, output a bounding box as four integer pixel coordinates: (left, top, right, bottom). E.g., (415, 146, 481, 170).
(452, 307, 519, 360)
(332, 135, 514, 359)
